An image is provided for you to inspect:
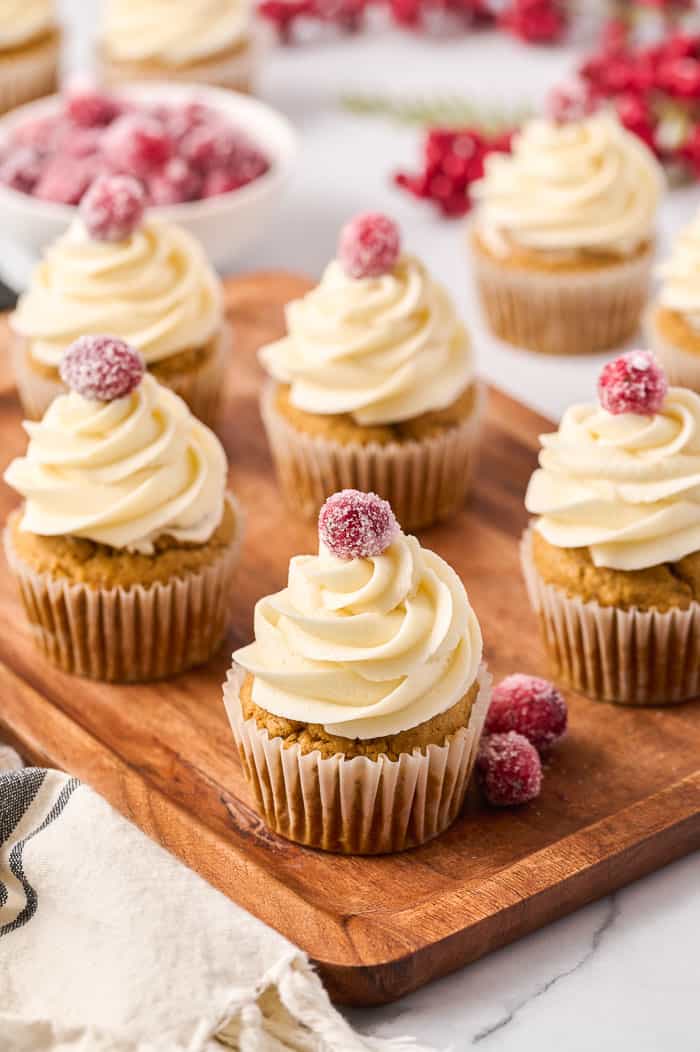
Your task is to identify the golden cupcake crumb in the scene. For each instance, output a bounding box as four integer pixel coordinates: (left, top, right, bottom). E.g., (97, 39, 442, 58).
(654, 306, 700, 357)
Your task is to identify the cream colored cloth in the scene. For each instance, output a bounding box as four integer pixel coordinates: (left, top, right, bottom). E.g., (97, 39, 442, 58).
(0, 763, 434, 1052)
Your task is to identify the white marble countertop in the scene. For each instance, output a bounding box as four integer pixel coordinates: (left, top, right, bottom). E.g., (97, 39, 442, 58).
(49, 5, 700, 1047)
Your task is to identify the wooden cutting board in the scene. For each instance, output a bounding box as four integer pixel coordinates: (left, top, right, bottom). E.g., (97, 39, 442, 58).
(1, 271, 699, 1007)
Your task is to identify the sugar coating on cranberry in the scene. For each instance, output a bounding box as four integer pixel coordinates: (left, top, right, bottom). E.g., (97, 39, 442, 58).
(80, 175, 145, 242)
(338, 213, 401, 279)
(486, 674, 567, 752)
(477, 731, 542, 807)
(102, 113, 173, 177)
(66, 78, 121, 128)
(59, 336, 145, 402)
(318, 490, 399, 560)
(598, 351, 668, 416)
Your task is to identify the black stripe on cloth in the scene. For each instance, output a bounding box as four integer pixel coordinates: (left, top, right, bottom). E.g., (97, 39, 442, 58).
(0, 769, 46, 846)
(0, 773, 80, 938)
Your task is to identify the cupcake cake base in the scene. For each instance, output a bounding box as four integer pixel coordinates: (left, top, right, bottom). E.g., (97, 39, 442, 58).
(0, 29, 60, 115)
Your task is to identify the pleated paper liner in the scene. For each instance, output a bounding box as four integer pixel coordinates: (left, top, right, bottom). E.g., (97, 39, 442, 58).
(4, 495, 244, 683)
(520, 527, 700, 705)
(9, 325, 232, 429)
(643, 303, 700, 392)
(0, 32, 60, 115)
(260, 380, 486, 532)
(223, 663, 492, 855)
(471, 241, 653, 357)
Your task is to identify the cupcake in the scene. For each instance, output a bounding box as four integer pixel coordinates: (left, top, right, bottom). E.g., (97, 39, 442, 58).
(470, 114, 664, 356)
(646, 209, 700, 391)
(0, 1, 60, 115)
(521, 350, 700, 705)
(224, 489, 490, 854)
(99, 0, 259, 94)
(10, 175, 230, 427)
(259, 212, 485, 531)
(3, 336, 243, 682)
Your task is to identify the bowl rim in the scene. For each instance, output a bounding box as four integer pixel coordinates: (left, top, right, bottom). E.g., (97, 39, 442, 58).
(0, 80, 299, 223)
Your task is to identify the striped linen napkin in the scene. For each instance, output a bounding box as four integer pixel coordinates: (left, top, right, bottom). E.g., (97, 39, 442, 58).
(0, 756, 434, 1052)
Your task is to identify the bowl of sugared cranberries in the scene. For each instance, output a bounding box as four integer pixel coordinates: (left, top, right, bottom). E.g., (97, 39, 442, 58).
(0, 80, 298, 286)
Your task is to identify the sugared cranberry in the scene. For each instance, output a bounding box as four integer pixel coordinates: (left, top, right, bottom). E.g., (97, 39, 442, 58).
(12, 113, 67, 151)
(318, 490, 399, 560)
(66, 79, 121, 128)
(34, 157, 98, 205)
(0, 147, 44, 194)
(338, 213, 401, 279)
(485, 675, 567, 752)
(102, 114, 173, 177)
(80, 175, 145, 242)
(147, 158, 202, 205)
(180, 123, 238, 170)
(60, 336, 145, 402)
(64, 127, 103, 159)
(477, 732, 542, 807)
(598, 351, 668, 416)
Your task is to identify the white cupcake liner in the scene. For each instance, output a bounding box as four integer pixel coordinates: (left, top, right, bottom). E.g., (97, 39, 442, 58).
(0, 32, 60, 114)
(4, 495, 244, 683)
(520, 527, 700, 705)
(260, 380, 486, 532)
(643, 302, 700, 391)
(471, 239, 653, 356)
(9, 324, 232, 428)
(223, 663, 492, 855)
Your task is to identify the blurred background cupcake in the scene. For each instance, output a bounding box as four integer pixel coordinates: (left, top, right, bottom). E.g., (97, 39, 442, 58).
(470, 113, 664, 357)
(99, 0, 260, 94)
(10, 174, 230, 426)
(0, 0, 60, 115)
(259, 212, 485, 531)
(522, 351, 700, 705)
(646, 209, 700, 392)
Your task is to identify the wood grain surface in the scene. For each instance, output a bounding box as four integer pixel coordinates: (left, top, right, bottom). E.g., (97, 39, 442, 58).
(0, 272, 699, 1006)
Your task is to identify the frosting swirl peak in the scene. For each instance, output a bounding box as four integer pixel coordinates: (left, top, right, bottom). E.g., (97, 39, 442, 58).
(4, 374, 227, 554)
(234, 531, 482, 739)
(260, 256, 474, 426)
(525, 386, 700, 570)
(103, 0, 250, 65)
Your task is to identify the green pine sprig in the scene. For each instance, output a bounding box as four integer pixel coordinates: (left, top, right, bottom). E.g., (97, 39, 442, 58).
(340, 91, 532, 131)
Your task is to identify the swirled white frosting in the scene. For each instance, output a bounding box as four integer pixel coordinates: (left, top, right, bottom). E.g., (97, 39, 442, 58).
(103, 0, 250, 65)
(234, 531, 483, 739)
(259, 256, 474, 426)
(473, 114, 663, 257)
(0, 0, 54, 48)
(13, 219, 223, 369)
(4, 374, 227, 554)
(525, 386, 700, 570)
(658, 210, 700, 330)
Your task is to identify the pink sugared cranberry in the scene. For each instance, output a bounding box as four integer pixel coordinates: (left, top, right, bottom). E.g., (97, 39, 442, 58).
(598, 351, 668, 416)
(34, 157, 98, 204)
(485, 674, 567, 752)
(477, 732, 542, 807)
(102, 113, 173, 177)
(318, 490, 399, 560)
(64, 127, 103, 159)
(147, 158, 201, 205)
(11, 113, 67, 151)
(0, 147, 44, 194)
(66, 79, 121, 128)
(80, 175, 145, 242)
(338, 212, 401, 279)
(59, 336, 145, 402)
(180, 123, 238, 170)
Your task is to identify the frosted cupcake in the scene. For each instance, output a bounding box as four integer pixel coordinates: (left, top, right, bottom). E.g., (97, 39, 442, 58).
(100, 0, 259, 94)
(224, 490, 490, 853)
(10, 176, 230, 427)
(4, 336, 243, 682)
(471, 114, 664, 356)
(259, 212, 485, 531)
(646, 210, 700, 391)
(522, 350, 700, 705)
(0, 1, 60, 115)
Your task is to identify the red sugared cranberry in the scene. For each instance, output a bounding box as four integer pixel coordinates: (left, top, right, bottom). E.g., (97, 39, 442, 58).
(598, 350, 668, 416)
(80, 174, 145, 242)
(0, 147, 44, 194)
(59, 336, 145, 402)
(477, 732, 542, 807)
(486, 674, 567, 752)
(34, 157, 98, 205)
(64, 127, 103, 159)
(147, 158, 202, 205)
(180, 123, 238, 170)
(338, 213, 401, 279)
(12, 113, 67, 151)
(318, 490, 399, 560)
(66, 79, 121, 128)
(102, 114, 173, 177)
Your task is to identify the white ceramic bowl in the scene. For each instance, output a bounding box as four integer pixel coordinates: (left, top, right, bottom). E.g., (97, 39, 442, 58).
(0, 81, 298, 289)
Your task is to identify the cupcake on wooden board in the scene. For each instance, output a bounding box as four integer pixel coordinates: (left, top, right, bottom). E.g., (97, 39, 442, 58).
(646, 209, 700, 391)
(259, 212, 485, 531)
(0, 1, 60, 115)
(471, 114, 664, 356)
(4, 336, 243, 682)
(224, 489, 491, 854)
(522, 350, 700, 705)
(10, 175, 230, 427)
(100, 0, 259, 94)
